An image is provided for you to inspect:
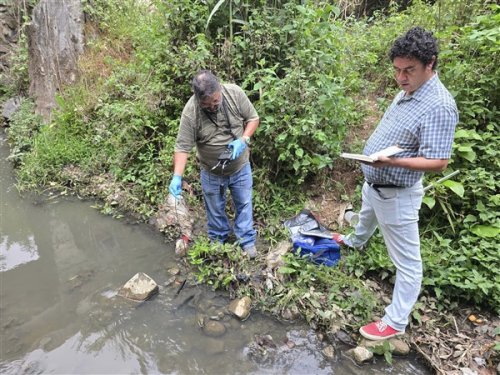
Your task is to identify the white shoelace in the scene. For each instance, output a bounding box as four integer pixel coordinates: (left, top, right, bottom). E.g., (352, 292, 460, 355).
(376, 321, 388, 332)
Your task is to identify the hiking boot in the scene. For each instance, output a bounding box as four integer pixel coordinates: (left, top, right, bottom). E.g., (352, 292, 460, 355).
(332, 233, 350, 246)
(243, 245, 257, 259)
(332, 233, 359, 249)
(359, 321, 404, 341)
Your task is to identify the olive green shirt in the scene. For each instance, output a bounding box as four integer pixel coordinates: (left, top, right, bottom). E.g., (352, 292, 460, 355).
(175, 83, 259, 176)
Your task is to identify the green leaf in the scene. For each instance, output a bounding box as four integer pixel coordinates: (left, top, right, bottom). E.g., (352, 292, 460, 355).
(412, 310, 422, 324)
(442, 180, 464, 197)
(205, 0, 227, 30)
(384, 350, 393, 365)
(422, 196, 435, 209)
(470, 225, 500, 238)
(457, 149, 477, 162)
(278, 266, 297, 274)
(454, 129, 482, 140)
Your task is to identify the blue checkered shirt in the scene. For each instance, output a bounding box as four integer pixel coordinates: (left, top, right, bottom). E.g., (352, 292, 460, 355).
(361, 74, 458, 187)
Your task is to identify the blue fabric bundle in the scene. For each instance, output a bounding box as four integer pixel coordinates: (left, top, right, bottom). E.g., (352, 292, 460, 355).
(292, 235, 341, 267)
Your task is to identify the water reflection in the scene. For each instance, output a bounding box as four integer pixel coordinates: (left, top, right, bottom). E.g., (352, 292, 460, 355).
(0, 235, 39, 271)
(0, 131, 429, 374)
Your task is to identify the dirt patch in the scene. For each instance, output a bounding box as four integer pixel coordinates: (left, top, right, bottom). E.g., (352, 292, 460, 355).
(307, 95, 381, 230)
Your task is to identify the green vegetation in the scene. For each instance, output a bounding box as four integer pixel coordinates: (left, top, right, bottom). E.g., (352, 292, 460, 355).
(4, 0, 499, 331)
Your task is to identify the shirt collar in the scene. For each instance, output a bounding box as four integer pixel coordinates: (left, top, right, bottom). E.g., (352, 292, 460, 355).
(397, 73, 438, 103)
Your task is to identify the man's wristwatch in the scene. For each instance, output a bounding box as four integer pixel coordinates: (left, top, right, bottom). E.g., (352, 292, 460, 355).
(242, 135, 251, 145)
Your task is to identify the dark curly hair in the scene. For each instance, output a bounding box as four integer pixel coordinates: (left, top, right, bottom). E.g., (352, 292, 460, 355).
(389, 27, 438, 70)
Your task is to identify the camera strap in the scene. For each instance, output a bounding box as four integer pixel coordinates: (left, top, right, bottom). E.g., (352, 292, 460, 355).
(203, 93, 237, 141)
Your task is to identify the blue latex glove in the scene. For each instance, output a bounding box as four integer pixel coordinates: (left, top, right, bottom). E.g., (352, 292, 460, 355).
(228, 138, 247, 160)
(169, 174, 182, 198)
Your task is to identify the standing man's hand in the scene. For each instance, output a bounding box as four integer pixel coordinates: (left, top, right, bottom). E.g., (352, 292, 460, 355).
(228, 138, 247, 160)
(169, 174, 183, 198)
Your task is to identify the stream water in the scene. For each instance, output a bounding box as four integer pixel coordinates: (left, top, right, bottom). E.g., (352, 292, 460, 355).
(0, 130, 430, 374)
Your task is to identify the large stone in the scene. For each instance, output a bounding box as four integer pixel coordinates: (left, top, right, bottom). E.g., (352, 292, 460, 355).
(388, 338, 410, 355)
(202, 320, 226, 338)
(281, 305, 301, 321)
(2, 96, 22, 122)
(118, 272, 159, 301)
(322, 345, 335, 359)
(228, 296, 252, 320)
(346, 346, 373, 364)
(359, 337, 410, 356)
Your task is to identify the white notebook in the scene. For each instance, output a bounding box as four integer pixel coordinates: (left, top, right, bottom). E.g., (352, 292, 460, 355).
(340, 145, 405, 163)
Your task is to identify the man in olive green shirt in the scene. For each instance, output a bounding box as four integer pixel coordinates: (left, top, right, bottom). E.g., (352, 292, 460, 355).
(169, 70, 259, 258)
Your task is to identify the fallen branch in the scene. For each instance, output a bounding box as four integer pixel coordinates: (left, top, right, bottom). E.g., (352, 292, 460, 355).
(412, 341, 445, 375)
(452, 316, 460, 335)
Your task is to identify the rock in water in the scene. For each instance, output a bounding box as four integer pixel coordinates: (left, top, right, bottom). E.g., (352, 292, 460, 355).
(118, 272, 159, 301)
(202, 321, 226, 338)
(346, 346, 373, 364)
(228, 296, 252, 320)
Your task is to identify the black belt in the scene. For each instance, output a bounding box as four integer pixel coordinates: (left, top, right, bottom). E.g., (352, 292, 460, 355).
(366, 182, 402, 189)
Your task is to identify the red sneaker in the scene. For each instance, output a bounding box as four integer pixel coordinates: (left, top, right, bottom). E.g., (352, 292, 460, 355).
(332, 232, 345, 245)
(359, 321, 404, 341)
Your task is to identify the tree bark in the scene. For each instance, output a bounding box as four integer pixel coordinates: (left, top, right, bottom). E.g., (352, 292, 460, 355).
(27, 0, 84, 121)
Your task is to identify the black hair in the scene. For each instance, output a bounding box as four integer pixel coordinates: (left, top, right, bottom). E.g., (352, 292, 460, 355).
(191, 70, 221, 100)
(389, 27, 438, 70)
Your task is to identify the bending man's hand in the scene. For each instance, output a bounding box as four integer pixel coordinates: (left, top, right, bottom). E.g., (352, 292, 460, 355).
(228, 138, 247, 160)
(169, 174, 182, 198)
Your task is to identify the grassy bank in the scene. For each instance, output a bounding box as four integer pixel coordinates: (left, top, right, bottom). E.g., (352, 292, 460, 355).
(3, 0, 499, 371)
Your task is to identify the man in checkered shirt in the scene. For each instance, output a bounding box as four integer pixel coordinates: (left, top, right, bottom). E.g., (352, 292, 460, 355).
(334, 27, 458, 341)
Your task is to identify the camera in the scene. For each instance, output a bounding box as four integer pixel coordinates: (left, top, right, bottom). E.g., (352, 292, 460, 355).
(218, 147, 233, 162)
(211, 147, 233, 171)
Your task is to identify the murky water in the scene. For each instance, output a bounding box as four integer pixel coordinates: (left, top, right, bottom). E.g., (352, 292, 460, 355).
(0, 130, 430, 374)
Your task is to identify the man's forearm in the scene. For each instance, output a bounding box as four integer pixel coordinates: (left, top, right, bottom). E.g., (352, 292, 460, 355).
(173, 152, 189, 176)
(243, 118, 259, 138)
(376, 156, 448, 172)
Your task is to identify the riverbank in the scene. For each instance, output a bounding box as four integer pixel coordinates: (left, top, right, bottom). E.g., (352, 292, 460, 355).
(37, 155, 497, 374)
(2, 2, 498, 372)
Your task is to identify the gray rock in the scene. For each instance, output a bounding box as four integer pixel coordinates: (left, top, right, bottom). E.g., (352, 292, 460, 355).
(322, 345, 335, 359)
(167, 267, 180, 276)
(118, 272, 159, 301)
(388, 338, 410, 355)
(2, 96, 22, 121)
(228, 296, 252, 320)
(346, 346, 373, 364)
(334, 329, 356, 346)
(359, 337, 410, 356)
(203, 320, 226, 338)
(281, 305, 301, 321)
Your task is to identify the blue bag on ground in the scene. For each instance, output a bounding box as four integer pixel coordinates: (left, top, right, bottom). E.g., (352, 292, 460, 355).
(291, 235, 341, 267)
(284, 209, 341, 267)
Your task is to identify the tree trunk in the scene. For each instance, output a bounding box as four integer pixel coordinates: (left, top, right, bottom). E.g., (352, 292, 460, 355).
(27, 0, 84, 121)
